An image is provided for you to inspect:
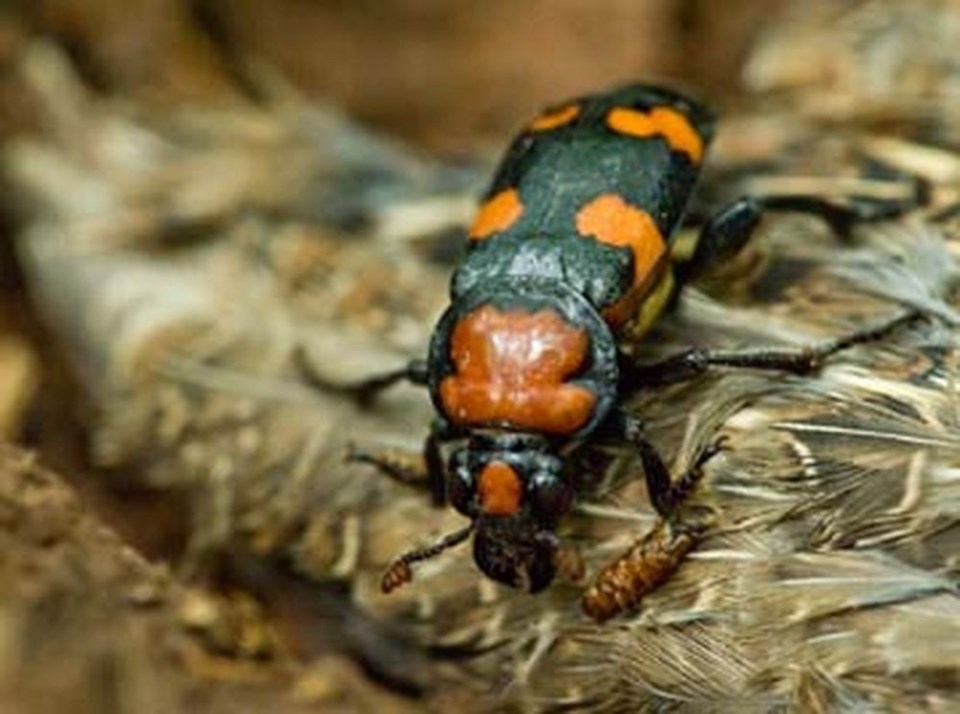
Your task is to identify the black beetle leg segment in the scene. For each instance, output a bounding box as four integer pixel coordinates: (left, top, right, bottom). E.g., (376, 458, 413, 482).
(422, 426, 449, 505)
(676, 173, 930, 285)
(301, 357, 429, 406)
(674, 197, 762, 286)
(754, 192, 917, 239)
(622, 309, 924, 390)
(606, 410, 719, 518)
(340, 358, 430, 406)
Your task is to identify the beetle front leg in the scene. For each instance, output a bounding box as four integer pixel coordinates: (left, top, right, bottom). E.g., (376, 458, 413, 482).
(300, 356, 430, 406)
(348, 421, 450, 506)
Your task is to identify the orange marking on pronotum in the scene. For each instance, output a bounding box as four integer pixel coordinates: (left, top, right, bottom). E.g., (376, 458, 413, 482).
(439, 305, 597, 434)
(477, 461, 523, 516)
(528, 103, 581, 131)
(468, 188, 524, 240)
(606, 106, 704, 163)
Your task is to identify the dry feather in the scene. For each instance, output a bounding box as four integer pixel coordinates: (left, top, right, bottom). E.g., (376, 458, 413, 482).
(6, 6, 960, 711)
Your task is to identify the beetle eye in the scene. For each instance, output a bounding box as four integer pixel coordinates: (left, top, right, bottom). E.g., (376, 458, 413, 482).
(447, 451, 476, 516)
(528, 472, 572, 523)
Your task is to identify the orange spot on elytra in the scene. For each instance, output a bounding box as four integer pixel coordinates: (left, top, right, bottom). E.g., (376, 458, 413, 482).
(606, 106, 704, 163)
(468, 188, 524, 240)
(576, 193, 667, 290)
(528, 103, 581, 131)
(439, 305, 596, 434)
(478, 461, 523, 516)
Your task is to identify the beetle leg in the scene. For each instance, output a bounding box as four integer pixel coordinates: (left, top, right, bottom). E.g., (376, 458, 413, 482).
(348, 422, 449, 506)
(300, 356, 429, 406)
(677, 171, 929, 285)
(623, 308, 923, 389)
(673, 197, 762, 286)
(607, 411, 721, 517)
(423, 427, 449, 505)
(580, 413, 722, 620)
(620, 416, 677, 517)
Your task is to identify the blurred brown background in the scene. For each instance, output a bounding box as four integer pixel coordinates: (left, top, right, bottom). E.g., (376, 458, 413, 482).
(0, 0, 781, 153)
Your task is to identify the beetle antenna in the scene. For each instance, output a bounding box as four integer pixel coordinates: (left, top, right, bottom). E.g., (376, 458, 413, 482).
(381, 522, 475, 593)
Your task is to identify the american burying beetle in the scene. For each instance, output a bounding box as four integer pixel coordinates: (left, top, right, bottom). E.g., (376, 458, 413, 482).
(333, 83, 924, 619)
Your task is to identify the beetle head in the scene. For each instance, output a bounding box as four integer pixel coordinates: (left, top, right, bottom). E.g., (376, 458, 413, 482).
(448, 432, 573, 591)
(381, 432, 576, 594)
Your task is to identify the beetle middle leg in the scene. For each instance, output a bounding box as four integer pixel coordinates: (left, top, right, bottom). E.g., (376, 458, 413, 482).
(582, 410, 722, 621)
(623, 307, 923, 389)
(607, 410, 722, 517)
